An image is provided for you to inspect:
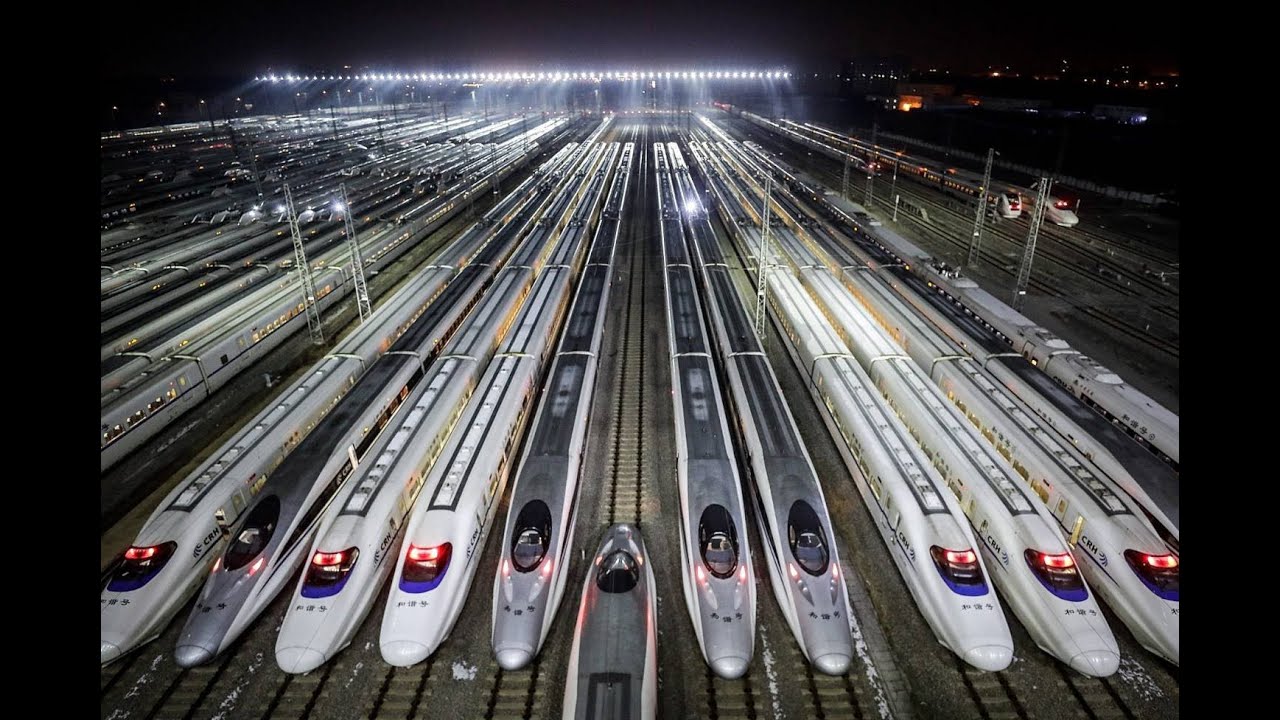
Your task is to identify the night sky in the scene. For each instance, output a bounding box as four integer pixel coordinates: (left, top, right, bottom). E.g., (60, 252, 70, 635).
(104, 0, 1177, 79)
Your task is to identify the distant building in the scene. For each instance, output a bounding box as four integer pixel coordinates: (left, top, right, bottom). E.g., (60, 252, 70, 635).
(892, 83, 971, 112)
(841, 55, 910, 95)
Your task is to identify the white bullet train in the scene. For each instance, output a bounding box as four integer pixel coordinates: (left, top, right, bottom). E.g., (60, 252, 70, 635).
(708, 135, 1120, 676)
(795, 225, 1180, 666)
(380, 142, 610, 668)
(693, 139, 1013, 671)
(491, 142, 630, 671)
(98, 166, 554, 666)
(166, 143, 583, 668)
(561, 524, 658, 720)
(726, 133, 1180, 543)
(655, 142, 757, 679)
(675, 142, 855, 675)
(270, 147, 584, 672)
(801, 262, 1120, 677)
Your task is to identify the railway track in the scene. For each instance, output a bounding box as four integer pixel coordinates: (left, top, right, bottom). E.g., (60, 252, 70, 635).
(605, 128, 650, 530)
(956, 659, 1029, 720)
(141, 652, 237, 720)
(1057, 666, 1137, 720)
(749, 137, 1182, 361)
(771, 120, 1180, 283)
(729, 119, 1182, 355)
(361, 658, 439, 720)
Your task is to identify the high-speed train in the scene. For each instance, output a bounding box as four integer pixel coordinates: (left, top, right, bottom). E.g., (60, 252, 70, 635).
(275, 140, 610, 674)
(380, 141, 613, 668)
(101, 265, 444, 666)
(100, 120, 572, 474)
(692, 139, 1014, 671)
(98, 155, 563, 666)
(561, 524, 658, 720)
(801, 262, 1120, 677)
(655, 143, 756, 680)
(710, 136, 1120, 676)
(726, 130, 1181, 538)
(785, 205, 1179, 665)
(168, 143, 583, 668)
(768, 115, 1072, 226)
(491, 142, 631, 671)
(672, 143, 854, 675)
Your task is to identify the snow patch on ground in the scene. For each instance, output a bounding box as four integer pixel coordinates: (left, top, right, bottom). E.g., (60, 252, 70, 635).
(758, 628, 783, 720)
(1117, 654, 1164, 701)
(122, 654, 166, 700)
(346, 661, 365, 689)
(847, 608, 891, 719)
(452, 661, 478, 681)
(209, 651, 265, 720)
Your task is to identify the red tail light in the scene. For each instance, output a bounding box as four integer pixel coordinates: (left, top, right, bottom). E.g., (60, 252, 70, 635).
(408, 545, 442, 562)
(1041, 552, 1075, 568)
(311, 551, 346, 567)
(124, 546, 159, 560)
(944, 549, 977, 564)
(1054, 200, 1069, 209)
(1142, 553, 1178, 569)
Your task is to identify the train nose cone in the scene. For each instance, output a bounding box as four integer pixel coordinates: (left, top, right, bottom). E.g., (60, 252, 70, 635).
(812, 652, 851, 676)
(1069, 650, 1120, 678)
(495, 646, 534, 671)
(174, 643, 216, 668)
(277, 646, 326, 675)
(101, 641, 122, 666)
(381, 640, 429, 668)
(963, 645, 1014, 672)
(709, 655, 750, 680)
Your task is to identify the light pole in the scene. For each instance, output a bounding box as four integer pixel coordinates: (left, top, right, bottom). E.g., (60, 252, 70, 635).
(200, 99, 214, 132)
(890, 151, 901, 221)
(110, 105, 119, 128)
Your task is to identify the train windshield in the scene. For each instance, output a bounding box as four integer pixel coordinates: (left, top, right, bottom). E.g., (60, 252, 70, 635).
(106, 541, 179, 592)
(224, 496, 280, 571)
(787, 501, 830, 576)
(699, 504, 740, 578)
(596, 550, 640, 593)
(1123, 550, 1179, 601)
(1023, 549, 1088, 601)
(511, 500, 552, 572)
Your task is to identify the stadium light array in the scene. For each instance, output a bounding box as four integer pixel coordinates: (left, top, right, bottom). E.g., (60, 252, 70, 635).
(255, 69, 792, 83)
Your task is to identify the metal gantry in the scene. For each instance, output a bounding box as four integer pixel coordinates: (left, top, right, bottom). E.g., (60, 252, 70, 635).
(754, 172, 774, 342)
(968, 147, 996, 268)
(283, 182, 325, 344)
(1013, 177, 1052, 311)
(340, 183, 372, 323)
(841, 130, 852, 200)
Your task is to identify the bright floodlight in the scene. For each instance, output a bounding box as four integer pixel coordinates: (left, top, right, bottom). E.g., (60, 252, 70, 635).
(333, 202, 345, 212)
(274, 205, 285, 214)
(684, 199, 701, 216)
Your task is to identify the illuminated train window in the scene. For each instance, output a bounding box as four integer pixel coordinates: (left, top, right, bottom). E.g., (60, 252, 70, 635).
(224, 496, 280, 571)
(787, 501, 830, 575)
(596, 550, 640, 593)
(511, 500, 552, 572)
(699, 504, 740, 578)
